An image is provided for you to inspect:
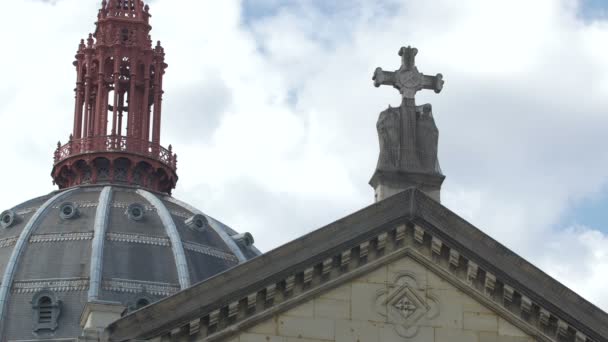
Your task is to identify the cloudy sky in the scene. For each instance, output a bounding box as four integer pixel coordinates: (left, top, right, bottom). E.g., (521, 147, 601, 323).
(0, 0, 607, 310)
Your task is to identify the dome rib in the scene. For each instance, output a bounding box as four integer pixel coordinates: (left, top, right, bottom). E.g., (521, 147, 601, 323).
(88, 186, 113, 301)
(0, 188, 77, 339)
(138, 189, 191, 289)
(164, 196, 248, 262)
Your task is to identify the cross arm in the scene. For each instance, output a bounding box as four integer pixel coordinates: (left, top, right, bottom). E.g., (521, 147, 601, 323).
(421, 73, 445, 94)
(373, 67, 396, 88)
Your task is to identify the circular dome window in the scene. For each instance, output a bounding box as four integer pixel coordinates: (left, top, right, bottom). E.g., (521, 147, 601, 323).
(127, 203, 145, 221)
(136, 298, 150, 309)
(232, 232, 254, 247)
(185, 214, 208, 232)
(59, 202, 79, 220)
(0, 210, 16, 229)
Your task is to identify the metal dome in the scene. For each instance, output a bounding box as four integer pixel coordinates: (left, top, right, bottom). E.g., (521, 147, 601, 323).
(0, 185, 259, 340)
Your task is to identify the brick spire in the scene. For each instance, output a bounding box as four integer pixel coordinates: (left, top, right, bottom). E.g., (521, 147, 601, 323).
(52, 0, 177, 194)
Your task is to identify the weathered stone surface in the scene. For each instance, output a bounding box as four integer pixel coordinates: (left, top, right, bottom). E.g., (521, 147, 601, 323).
(247, 318, 277, 335)
(352, 283, 387, 322)
(282, 301, 314, 318)
(234, 255, 533, 342)
(498, 318, 528, 337)
(479, 332, 534, 342)
(464, 312, 498, 332)
(379, 324, 434, 342)
(435, 327, 478, 342)
(354, 265, 388, 284)
(335, 320, 380, 342)
(239, 333, 285, 342)
(278, 316, 335, 340)
(319, 284, 351, 301)
(314, 298, 350, 320)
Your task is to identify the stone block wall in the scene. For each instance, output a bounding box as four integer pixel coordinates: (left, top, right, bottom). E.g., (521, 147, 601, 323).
(226, 256, 535, 342)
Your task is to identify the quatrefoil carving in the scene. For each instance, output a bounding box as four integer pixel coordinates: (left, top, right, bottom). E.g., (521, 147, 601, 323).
(375, 271, 440, 338)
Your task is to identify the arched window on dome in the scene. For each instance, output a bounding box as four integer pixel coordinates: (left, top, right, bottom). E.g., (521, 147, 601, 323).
(38, 297, 52, 323)
(31, 290, 61, 332)
(125, 292, 155, 315)
(136, 298, 150, 309)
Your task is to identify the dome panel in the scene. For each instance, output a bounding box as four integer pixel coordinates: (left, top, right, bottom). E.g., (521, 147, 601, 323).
(170, 211, 234, 254)
(0, 196, 48, 241)
(14, 240, 91, 280)
(162, 197, 256, 263)
(34, 190, 100, 235)
(184, 250, 237, 284)
(102, 241, 179, 284)
(105, 189, 166, 236)
(0, 247, 12, 281)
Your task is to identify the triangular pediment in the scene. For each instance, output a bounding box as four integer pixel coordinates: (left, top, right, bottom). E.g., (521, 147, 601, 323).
(105, 189, 607, 342)
(235, 254, 535, 342)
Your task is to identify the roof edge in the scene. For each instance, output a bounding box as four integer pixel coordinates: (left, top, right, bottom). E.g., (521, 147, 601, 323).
(105, 189, 608, 342)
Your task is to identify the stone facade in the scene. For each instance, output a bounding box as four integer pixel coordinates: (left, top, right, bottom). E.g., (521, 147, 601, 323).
(229, 256, 533, 342)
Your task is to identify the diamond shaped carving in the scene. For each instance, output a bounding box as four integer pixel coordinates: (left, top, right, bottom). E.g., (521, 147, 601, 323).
(375, 272, 440, 338)
(394, 297, 417, 319)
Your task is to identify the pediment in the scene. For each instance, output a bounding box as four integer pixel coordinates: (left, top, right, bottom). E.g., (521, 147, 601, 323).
(105, 190, 607, 342)
(235, 254, 535, 342)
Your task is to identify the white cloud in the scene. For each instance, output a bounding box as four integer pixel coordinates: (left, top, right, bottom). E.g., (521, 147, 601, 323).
(0, 0, 607, 311)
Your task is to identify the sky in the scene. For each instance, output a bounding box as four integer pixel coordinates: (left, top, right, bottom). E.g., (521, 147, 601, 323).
(0, 0, 607, 312)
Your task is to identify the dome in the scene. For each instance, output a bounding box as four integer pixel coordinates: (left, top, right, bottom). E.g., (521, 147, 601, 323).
(0, 1, 263, 340)
(0, 185, 259, 340)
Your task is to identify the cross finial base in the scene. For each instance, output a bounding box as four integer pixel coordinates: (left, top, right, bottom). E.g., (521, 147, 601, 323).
(370, 170, 445, 203)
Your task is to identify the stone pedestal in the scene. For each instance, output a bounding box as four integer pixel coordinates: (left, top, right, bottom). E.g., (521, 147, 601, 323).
(370, 170, 445, 202)
(79, 301, 125, 342)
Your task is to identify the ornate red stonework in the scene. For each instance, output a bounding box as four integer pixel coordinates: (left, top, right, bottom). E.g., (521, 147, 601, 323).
(52, 0, 177, 194)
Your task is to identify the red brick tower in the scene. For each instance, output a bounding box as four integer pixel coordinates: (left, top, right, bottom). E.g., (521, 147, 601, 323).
(52, 0, 177, 194)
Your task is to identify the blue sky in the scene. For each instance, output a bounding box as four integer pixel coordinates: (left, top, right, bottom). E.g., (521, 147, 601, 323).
(580, 0, 608, 19)
(564, 188, 608, 231)
(243, 0, 608, 21)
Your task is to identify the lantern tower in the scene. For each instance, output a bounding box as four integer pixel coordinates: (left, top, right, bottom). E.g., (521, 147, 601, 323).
(52, 0, 177, 194)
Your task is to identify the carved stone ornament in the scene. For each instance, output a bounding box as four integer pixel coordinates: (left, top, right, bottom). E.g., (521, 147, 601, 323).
(373, 46, 444, 100)
(372, 47, 444, 175)
(375, 272, 439, 338)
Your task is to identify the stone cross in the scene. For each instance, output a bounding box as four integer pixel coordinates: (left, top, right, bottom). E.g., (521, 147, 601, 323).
(373, 46, 444, 100)
(370, 46, 446, 203)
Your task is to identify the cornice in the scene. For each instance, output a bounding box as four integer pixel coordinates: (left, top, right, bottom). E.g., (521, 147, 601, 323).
(101, 278, 180, 297)
(12, 278, 89, 294)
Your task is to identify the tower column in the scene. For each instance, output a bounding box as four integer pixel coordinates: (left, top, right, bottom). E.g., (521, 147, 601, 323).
(142, 66, 151, 142)
(95, 54, 106, 136)
(128, 62, 137, 139)
(73, 46, 86, 140)
(117, 91, 124, 136)
(73, 78, 84, 139)
(151, 63, 163, 149)
(83, 69, 92, 139)
(111, 55, 120, 137)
